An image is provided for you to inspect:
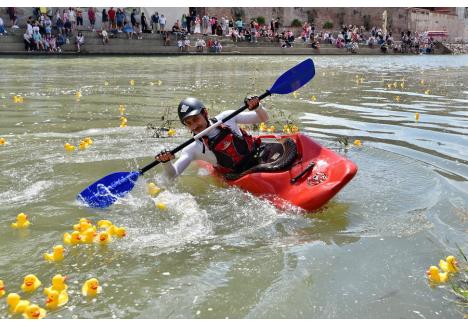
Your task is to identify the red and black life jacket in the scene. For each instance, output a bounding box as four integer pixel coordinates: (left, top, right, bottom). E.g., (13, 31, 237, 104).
(201, 119, 260, 174)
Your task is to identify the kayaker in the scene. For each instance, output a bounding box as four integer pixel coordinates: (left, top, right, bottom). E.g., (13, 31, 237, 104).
(155, 96, 269, 179)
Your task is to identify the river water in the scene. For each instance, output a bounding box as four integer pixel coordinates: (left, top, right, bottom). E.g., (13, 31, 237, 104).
(0, 55, 467, 318)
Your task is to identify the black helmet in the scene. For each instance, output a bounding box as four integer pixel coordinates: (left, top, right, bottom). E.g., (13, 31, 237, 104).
(177, 97, 205, 123)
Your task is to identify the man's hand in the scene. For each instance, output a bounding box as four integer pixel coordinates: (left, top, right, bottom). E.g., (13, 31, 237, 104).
(155, 150, 175, 163)
(245, 96, 260, 111)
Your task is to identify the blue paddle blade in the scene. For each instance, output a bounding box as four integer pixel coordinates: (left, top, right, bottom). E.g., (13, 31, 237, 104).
(269, 58, 315, 95)
(77, 171, 140, 208)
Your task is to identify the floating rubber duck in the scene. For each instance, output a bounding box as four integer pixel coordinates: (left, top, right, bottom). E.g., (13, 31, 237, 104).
(292, 91, 298, 99)
(44, 245, 65, 262)
(7, 293, 30, 314)
(82, 278, 102, 297)
(360, 78, 364, 84)
(79, 140, 90, 150)
(73, 218, 94, 233)
(439, 256, 459, 273)
(354, 139, 362, 147)
(424, 89, 431, 95)
(63, 231, 82, 245)
(75, 91, 82, 98)
(45, 289, 68, 309)
(149, 82, 154, 86)
(97, 219, 113, 229)
(267, 126, 276, 133)
(415, 112, 420, 121)
(104, 81, 109, 86)
(83, 137, 93, 145)
(120, 123, 127, 128)
(147, 182, 161, 197)
(129, 79, 135, 86)
(420, 79, 425, 85)
(310, 95, 317, 101)
(155, 202, 167, 210)
(157, 80, 162, 86)
(387, 83, 392, 89)
(11, 212, 31, 229)
(81, 228, 97, 244)
(21, 274, 42, 292)
(23, 304, 46, 319)
(426, 266, 448, 283)
(120, 116, 127, 123)
(13, 95, 24, 103)
(0, 279, 5, 297)
(64, 143, 76, 151)
(44, 274, 68, 294)
(119, 105, 125, 115)
(259, 122, 268, 132)
(400, 82, 405, 88)
(167, 128, 176, 137)
(97, 231, 111, 245)
(283, 125, 291, 134)
(393, 82, 398, 88)
(0, 137, 6, 145)
(290, 125, 299, 133)
(109, 226, 126, 238)
(394, 96, 400, 102)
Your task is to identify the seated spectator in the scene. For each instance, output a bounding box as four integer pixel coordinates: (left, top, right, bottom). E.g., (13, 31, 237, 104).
(213, 39, 222, 53)
(231, 28, 240, 43)
(195, 38, 205, 52)
(24, 33, 34, 51)
(132, 22, 143, 39)
(57, 33, 67, 47)
(184, 38, 191, 52)
(123, 21, 133, 39)
(100, 29, 109, 44)
(177, 39, 183, 52)
(75, 31, 84, 52)
(0, 16, 7, 35)
(32, 30, 45, 50)
(49, 35, 58, 52)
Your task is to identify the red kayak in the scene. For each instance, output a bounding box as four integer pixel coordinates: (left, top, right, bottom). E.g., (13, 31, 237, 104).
(197, 133, 357, 211)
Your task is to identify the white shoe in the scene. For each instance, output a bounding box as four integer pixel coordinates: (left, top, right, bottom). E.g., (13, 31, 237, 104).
(12, 25, 19, 29)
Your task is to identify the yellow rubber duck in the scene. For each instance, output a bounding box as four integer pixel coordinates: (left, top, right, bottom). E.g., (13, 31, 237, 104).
(424, 89, 431, 95)
(415, 112, 420, 121)
(44, 245, 65, 262)
(97, 219, 113, 229)
(354, 139, 362, 147)
(394, 96, 400, 102)
(97, 231, 111, 245)
(310, 95, 316, 101)
(155, 202, 167, 210)
(0, 279, 5, 297)
(147, 182, 161, 197)
(64, 143, 76, 151)
(0, 137, 6, 145)
(21, 274, 42, 292)
(149, 81, 154, 86)
(73, 218, 95, 233)
(81, 228, 97, 244)
(82, 278, 102, 297)
(393, 82, 398, 88)
(79, 140, 90, 150)
(119, 105, 126, 115)
(11, 212, 31, 228)
(420, 79, 425, 85)
(292, 91, 298, 98)
(63, 231, 82, 245)
(283, 125, 291, 134)
(426, 266, 448, 283)
(112, 226, 126, 238)
(83, 137, 93, 145)
(157, 80, 162, 86)
(387, 83, 392, 89)
(44, 274, 68, 294)
(7, 293, 30, 314)
(167, 128, 176, 137)
(104, 81, 109, 86)
(23, 304, 46, 319)
(45, 289, 68, 309)
(129, 80, 135, 86)
(439, 256, 459, 273)
(13, 95, 24, 103)
(400, 82, 405, 88)
(75, 91, 82, 98)
(290, 125, 299, 133)
(259, 122, 268, 132)
(267, 126, 276, 133)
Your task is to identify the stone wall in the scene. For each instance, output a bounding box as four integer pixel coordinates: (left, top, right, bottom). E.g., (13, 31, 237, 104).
(408, 8, 466, 41)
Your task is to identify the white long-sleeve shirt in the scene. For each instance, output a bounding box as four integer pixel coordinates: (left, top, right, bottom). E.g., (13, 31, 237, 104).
(162, 105, 268, 179)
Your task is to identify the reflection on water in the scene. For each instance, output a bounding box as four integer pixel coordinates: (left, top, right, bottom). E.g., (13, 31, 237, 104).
(0, 55, 467, 318)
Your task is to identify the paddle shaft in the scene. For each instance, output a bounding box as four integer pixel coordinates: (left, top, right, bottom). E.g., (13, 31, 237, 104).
(139, 90, 272, 175)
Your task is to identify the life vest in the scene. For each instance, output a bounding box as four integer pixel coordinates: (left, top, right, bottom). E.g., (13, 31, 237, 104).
(201, 119, 260, 174)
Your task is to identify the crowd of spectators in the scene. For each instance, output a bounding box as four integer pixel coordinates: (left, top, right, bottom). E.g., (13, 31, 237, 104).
(1, 7, 444, 55)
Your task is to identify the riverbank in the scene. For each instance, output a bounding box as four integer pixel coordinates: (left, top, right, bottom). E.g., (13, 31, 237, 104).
(0, 28, 454, 55)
